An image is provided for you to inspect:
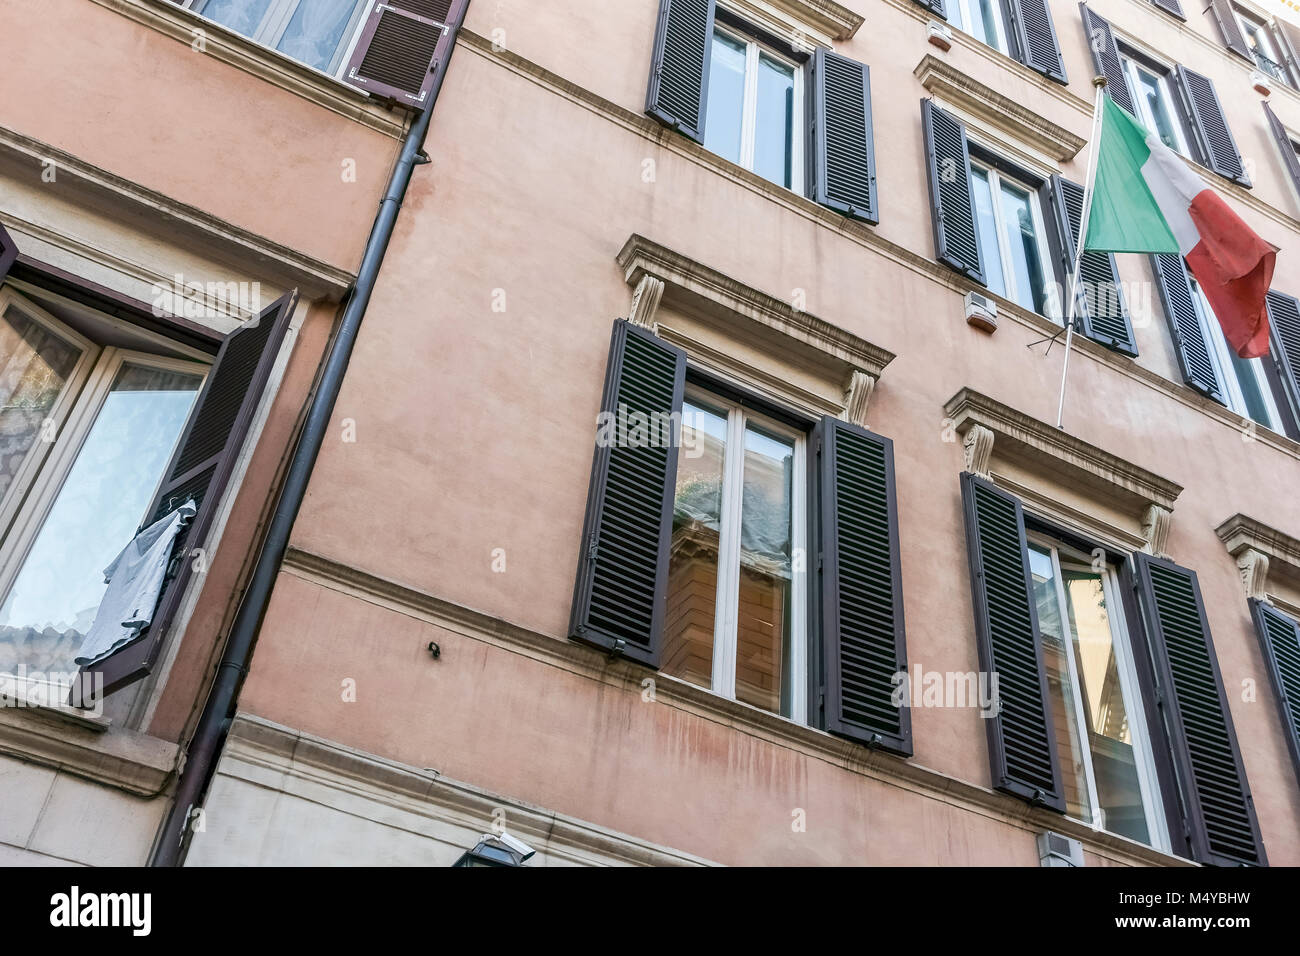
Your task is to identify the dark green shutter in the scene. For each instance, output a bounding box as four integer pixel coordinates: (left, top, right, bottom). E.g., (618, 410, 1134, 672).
(569, 320, 686, 666)
(1208, 0, 1253, 62)
(1150, 0, 1186, 20)
(1266, 289, 1300, 428)
(1264, 102, 1300, 203)
(1079, 6, 1136, 114)
(76, 291, 298, 703)
(817, 418, 910, 755)
(1131, 553, 1267, 866)
(812, 49, 878, 224)
(960, 473, 1065, 811)
(645, 0, 717, 143)
(1250, 600, 1300, 787)
(922, 100, 985, 284)
(1152, 253, 1224, 403)
(0, 222, 16, 281)
(1176, 65, 1249, 186)
(1051, 175, 1136, 355)
(1007, 0, 1067, 84)
(912, 0, 947, 16)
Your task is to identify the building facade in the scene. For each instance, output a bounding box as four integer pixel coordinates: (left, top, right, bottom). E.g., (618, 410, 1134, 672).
(2, 0, 1300, 866)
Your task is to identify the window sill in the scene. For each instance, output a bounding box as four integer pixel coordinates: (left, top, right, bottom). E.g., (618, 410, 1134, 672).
(92, 0, 408, 140)
(0, 701, 177, 796)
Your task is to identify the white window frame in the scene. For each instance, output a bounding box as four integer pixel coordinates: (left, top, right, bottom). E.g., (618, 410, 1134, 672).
(1027, 535, 1171, 853)
(949, 0, 1011, 55)
(1234, 8, 1288, 82)
(681, 384, 808, 723)
(190, 0, 373, 77)
(1188, 278, 1285, 431)
(1121, 55, 1192, 158)
(968, 156, 1061, 322)
(0, 347, 208, 672)
(709, 22, 806, 194)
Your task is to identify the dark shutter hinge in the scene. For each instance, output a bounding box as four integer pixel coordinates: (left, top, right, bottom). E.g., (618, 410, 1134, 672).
(607, 638, 626, 660)
(587, 532, 599, 561)
(817, 552, 824, 571)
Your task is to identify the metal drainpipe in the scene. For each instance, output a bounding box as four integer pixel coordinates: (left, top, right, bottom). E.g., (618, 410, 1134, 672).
(149, 30, 461, 867)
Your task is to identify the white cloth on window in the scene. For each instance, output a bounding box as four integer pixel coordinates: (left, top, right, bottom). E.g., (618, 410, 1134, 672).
(74, 499, 197, 666)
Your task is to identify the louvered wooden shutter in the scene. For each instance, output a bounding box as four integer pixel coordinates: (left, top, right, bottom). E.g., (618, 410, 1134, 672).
(1050, 175, 1136, 355)
(960, 473, 1065, 811)
(1007, 0, 1067, 84)
(569, 320, 686, 666)
(911, 0, 947, 16)
(1079, 6, 1136, 114)
(344, 0, 465, 108)
(812, 49, 878, 224)
(1130, 553, 1267, 866)
(1263, 102, 1300, 202)
(1150, 0, 1186, 20)
(817, 418, 910, 755)
(1176, 65, 1249, 186)
(922, 100, 984, 283)
(645, 0, 717, 144)
(1249, 600, 1300, 786)
(0, 222, 16, 281)
(75, 291, 298, 703)
(1208, 0, 1253, 62)
(1265, 289, 1300, 428)
(1151, 253, 1224, 402)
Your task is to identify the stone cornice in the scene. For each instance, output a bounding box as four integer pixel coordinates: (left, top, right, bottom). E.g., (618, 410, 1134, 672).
(280, 545, 1194, 867)
(94, 0, 407, 139)
(914, 54, 1088, 160)
(723, 0, 864, 43)
(0, 704, 176, 797)
(943, 387, 1184, 514)
(1216, 513, 1300, 599)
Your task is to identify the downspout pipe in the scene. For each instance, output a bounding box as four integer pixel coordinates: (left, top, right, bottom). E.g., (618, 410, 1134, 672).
(149, 28, 460, 867)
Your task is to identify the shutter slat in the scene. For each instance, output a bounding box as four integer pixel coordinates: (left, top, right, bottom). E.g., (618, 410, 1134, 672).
(813, 49, 878, 223)
(1264, 102, 1300, 208)
(1209, 0, 1254, 62)
(74, 291, 298, 703)
(1131, 554, 1267, 866)
(1176, 65, 1249, 185)
(569, 321, 685, 666)
(645, 0, 716, 143)
(344, 0, 465, 108)
(1150, 0, 1186, 20)
(1051, 175, 1136, 355)
(1152, 253, 1225, 402)
(960, 473, 1065, 810)
(819, 418, 910, 755)
(922, 100, 985, 283)
(1008, 0, 1067, 83)
(911, 0, 947, 16)
(1250, 600, 1300, 786)
(1079, 6, 1136, 114)
(1266, 289, 1300, 429)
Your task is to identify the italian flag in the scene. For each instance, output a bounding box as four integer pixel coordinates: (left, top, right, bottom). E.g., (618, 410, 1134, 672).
(1084, 93, 1276, 358)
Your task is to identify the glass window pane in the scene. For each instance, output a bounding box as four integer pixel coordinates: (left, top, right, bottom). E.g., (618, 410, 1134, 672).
(998, 180, 1049, 315)
(972, 0, 1005, 51)
(736, 424, 794, 715)
(753, 54, 795, 188)
(971, 168, 1006, 298)
(0, 306, 82, 504)
(664, 402, 729, 692)
(1061, 569, 1151, 845)
(1228, 352, 1275, 428)
(1029, 545, 1094, 823)
(0, 364, 202, 680)
(276, 0, 359, 72)
(1136, 69, 1181, 152)
(703, 31, 747, 169)
(198, 0, 275, 38)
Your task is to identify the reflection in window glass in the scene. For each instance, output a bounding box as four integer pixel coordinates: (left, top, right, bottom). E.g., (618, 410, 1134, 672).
(0, 365, 201, 679)
(1134, 66, 1182, 153)
(703, 30, 747, 169)
(754, 54, 796, 189)
(999, 180, 1049, 315)
(199, 0, 275, 38)
(665, 401, 728, 692)
(276, 0, 358, 72)
(971, 168, 1007, 298)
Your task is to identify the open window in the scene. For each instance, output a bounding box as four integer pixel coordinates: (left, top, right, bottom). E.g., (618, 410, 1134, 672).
(918, 0, 1067, 83)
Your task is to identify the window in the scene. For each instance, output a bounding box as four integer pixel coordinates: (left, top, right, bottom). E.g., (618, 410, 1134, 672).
(1121, 55, 1190, 155)
(0, 288, 206, 689)
(969, 157, 1059, 319)
(665, 388, 807, 719)
(1189, 276, 1284, 430)
(1027, 535, 1169, 849)
(190, 0, 371, 75)
(703, 24, 804, 192)
(1235, 9, 1290, 84)
(948, 0, 1011, 54)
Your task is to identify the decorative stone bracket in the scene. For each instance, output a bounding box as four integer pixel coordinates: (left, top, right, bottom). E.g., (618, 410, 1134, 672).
(1216, 514, 1300, 603)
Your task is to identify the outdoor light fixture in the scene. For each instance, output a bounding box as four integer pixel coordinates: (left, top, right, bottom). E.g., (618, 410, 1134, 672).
(452, 832, 536, 867)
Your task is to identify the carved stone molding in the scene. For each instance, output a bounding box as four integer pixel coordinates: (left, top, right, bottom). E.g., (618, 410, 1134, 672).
(722, 0, 864, 44)
(841, 370, 875, 427)
(913, 54, 1088, 161)
(1216, 514, 1300, 600)
(943, 388, 1184, 517)
(628, 274, 664, 331)
(1141, 504, 1173, 558)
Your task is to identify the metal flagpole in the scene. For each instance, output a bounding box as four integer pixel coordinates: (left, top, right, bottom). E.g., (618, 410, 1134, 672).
(1055, 76, 1109, 429)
